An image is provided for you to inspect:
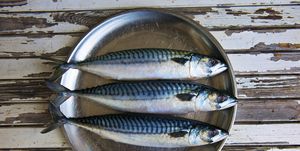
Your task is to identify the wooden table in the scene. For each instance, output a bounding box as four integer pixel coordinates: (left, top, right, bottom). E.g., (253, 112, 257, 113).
(0, 1, 299, 150)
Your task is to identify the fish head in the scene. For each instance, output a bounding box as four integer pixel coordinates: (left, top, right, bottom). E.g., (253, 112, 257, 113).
(190, 54, 227, 78)
(189, 126, 228, 145)
(195, 89, 237, 111)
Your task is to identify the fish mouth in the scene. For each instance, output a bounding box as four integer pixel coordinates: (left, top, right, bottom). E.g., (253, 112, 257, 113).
(218, 98, 237, 110)
(209, 63, 227, 76)
(211, 130, 228, 143)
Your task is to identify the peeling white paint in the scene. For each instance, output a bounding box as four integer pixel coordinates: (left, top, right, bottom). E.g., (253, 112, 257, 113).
(228, 53, 300, 74)
(213, 29, 300, 50)
(0, 0, 297, 12)
(237, 75, 299, 88)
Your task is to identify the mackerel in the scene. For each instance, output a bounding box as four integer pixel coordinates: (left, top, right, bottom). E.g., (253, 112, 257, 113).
(49, 48, 227, 80)
(41, 105, 228, 147)
(47, 80, 237, 113)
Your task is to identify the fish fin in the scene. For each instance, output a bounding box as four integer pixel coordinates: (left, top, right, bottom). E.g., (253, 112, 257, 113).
(46, 81, 72, 106)
(40, 122, 61, 134)
(176, 93, 196, 101)
(40, 56, 70, 81)
(51, 94, 71, 107)
(168, 131, 188, 138)
(48, 67, 68, 81)
(46, 81, 70, 92)
(41, 104, 67, 134)
(171, 57, 189, 65)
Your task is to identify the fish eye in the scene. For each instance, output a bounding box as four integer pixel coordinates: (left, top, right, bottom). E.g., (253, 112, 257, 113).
(209, 59, 219, 67)
(217, 95, 228, 103)
(208, 129, 219, 137)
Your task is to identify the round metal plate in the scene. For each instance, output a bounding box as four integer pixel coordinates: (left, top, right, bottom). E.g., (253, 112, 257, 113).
(58, 9, 237, 151)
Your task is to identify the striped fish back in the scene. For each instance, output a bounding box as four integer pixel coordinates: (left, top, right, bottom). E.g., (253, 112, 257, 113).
(79, 48, 191, 64)
(71, 114, 197, 134)
(75, 81, 200, 97)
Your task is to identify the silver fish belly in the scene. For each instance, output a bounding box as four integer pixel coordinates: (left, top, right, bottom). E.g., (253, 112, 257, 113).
(64, 48, 227, 80)
(68, 114, 228, 147)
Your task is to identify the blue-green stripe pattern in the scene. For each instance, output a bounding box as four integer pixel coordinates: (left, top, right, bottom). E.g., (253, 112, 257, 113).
(74, 81, 202, 99)
(69, 114, 199, 134)
(79, 48, 192, 64)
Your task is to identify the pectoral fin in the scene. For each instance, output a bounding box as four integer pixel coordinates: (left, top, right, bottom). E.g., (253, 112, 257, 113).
(176, 93, 195, 101)
(171, 58, 189, 65)
(168, 131, 188, 138)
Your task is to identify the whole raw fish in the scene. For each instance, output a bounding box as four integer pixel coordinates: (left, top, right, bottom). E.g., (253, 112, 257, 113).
(48, 48, 227, 80)
(47, 80, 237, 113)
(41, 105, 228, 148)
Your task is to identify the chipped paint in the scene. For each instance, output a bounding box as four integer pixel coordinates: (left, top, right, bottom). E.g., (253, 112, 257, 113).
(24, 72, 52, 78)
(228, 53, 300, 74)
(0, 16, 57, 31)
(236, 75, 299, 89)
(251, 15, 283, 20)
(226, 10, 250, 16)
(254, 8, 281, 14)
(212, 29, 300, 50)
(0, 0, 27, 7)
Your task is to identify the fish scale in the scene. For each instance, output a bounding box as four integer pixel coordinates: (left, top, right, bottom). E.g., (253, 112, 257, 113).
(75, 81, 198, 98)
(69, 114, 196, 134)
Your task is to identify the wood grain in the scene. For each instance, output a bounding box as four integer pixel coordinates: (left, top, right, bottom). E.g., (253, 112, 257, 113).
(0, 0, 298, 12)
(1, 123, 299, 148)
(237, 75, 300, 99)
(223, 146, 300, 151)
(1, 29, 300, 58)
(2, 146, 300, 151)
(1, 99, 299, 126)
(0, 6, 299, 35)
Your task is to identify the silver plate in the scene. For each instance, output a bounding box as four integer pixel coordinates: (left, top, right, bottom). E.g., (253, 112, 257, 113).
(58, 9, 237, 151)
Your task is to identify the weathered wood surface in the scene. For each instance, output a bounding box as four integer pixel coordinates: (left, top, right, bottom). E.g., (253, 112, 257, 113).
(0, 6, 299, 35)
(1, 0, 299, 12)
(1, 123, 300, 148)
(2, 146, 300, 151)
(1, 29, 300, 58)
(223, 146, 300, 151)
(0, 0, 299, 150)
(1, 99, 299, 126)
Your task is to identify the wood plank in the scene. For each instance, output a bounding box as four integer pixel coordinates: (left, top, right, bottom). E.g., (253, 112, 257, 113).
(0, 0, 298, 12)
(0, 103, 50, 126)
(0, 124, 299, 148)
(0, 79, 50, 103)
(227, 124, 300, 145)
(0, 6, 299, 34)
(223, 146, 300, 151)
(1, 99, 299, 126)
(2, 146, 300, 151)
(1, 29, 300, 58)
(0, 52, 299, 79)
(228, 53, 300, 75)
(237, 75, 300, 99)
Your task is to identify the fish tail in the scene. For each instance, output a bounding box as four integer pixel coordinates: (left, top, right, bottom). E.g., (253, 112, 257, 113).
(41, 104, 68, 134)
(46, 81, 72, 107)
(40, 56, 74, 81)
